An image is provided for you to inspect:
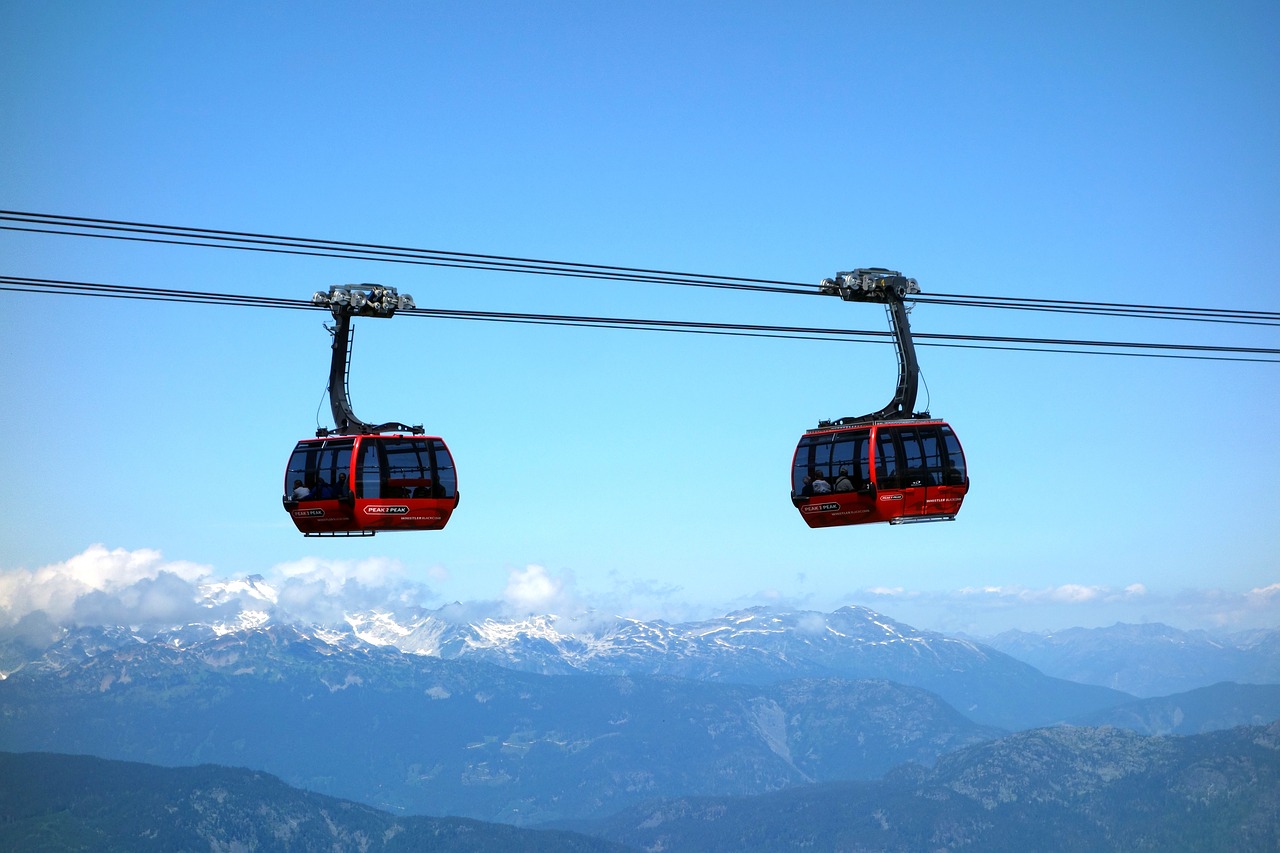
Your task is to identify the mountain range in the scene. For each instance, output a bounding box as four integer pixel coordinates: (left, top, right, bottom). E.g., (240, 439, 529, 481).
(0, 751, 626, 852)
(978, 622, 1280, 697)
(2, 580, 1136, 730)
(0, 620, 1005, 823)
(6, 720, 1279, 852)
(2, 591, 1278, 832)
(572, 720, 1280, 851)
(1072, 681, 1280, 735)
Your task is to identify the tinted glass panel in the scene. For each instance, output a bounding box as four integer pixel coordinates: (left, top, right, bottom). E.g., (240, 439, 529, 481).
(919, 427, 944, 484)
(314, 442, 353, 498)
(941, 425, 967, 484)
(794, 429, 869, 495)
(432, 439, 457, 498)
(382, 440, 432, 497)
(286, 439, 354, 499)
(812, 440, 832, 472)
(897, 428, 928, 486)
(875, 430, 899, 488)
(857, 436, 871, 484)
(286, 444, 314, 498)
(356, 439, 382, 499)
(831, 436, 856, 470)
(831, 431, 870, 491)
(792, 434, 822, 493)
(357, 438, 456, 499)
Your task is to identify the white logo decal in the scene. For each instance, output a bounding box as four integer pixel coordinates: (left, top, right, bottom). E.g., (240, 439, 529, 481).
(364, 505, 409, 515)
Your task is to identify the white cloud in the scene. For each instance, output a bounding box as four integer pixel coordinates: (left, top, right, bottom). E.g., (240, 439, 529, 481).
(4, 546, 1275, 639)
(796, 612, 828, 635)
(847, 580, 1280, 635)
(1050, 584, 1102, 604)
(502, 564, 576, 615)
(72, 571, 212, 627)
(957, 585, 1010, 598)
(0, 545, 213, 628)
(953, 584, 1118, 605)
(1247, 583, 1280, 604)
(266, 556, 439, 625)
(0, 548, 443, 632)
(271, 556, 405, 593)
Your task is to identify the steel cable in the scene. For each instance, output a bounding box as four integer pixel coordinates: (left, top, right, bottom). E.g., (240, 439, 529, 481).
(3, 276, 1277, 363)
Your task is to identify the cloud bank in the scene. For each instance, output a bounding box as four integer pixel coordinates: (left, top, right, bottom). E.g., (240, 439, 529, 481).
(0, 547, 437, 632)
(0, 545, 214, 629)
(0, 547, 599, 634)
(1, 546, 1276, 638)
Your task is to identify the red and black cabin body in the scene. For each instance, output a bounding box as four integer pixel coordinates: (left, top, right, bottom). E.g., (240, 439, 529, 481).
(791, 419, 968, 527)
(792, 269, 972, 528)
(283, 434, 459, 536)
(284, 285, 460, 536)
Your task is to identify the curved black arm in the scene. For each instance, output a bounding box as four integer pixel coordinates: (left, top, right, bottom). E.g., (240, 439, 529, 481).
(819, 269, 923, 425)
(314, 284, 423, 437)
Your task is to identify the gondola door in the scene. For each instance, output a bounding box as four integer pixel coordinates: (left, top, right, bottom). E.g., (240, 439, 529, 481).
(924, 423, 968, 519)
(873, 422, 968, 523)
(871, 426, 909, 520)
(354, 436, 458, 532)
(283, 437, 358, 535)
(792, 427, 877, 527)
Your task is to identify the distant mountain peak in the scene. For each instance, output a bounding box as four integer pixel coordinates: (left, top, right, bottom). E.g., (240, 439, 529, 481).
(980, 621, 1278, 697)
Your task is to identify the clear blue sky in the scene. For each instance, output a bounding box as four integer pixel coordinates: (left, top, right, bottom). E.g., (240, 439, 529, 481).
(2, 1, 1277, 635)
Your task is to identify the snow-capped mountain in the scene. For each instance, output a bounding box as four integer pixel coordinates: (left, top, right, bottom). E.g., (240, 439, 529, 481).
(3, 592, 1276, 827)
(0, 617, 1005, 825)
(198, 573, 279, 633)
(3, 583, 1128, 730)
(350, 604, 998, 680)
(335, 604, 1126, 729)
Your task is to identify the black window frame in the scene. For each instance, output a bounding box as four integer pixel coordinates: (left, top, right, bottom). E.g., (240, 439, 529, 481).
(793, 428, 871, 495)
(357, 437, 457, 500)
(285, 438, 355, 500)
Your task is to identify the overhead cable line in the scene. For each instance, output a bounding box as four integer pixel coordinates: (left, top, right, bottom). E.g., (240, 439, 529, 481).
(4, 276, 1277, 363)
(913, 295, 1279, 327)
(3, 210, 1278, 327)
(0, 210, 813, 296)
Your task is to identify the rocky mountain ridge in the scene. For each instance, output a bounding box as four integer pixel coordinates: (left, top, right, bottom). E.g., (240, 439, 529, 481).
(1, 598, 1130, 730)
(3, 596, 1277, 829)
(573, 721, 1280, 851)
(0, 751, 627, 852)
(9, 720, 1278, 852)
(0, 621, 1004, 824)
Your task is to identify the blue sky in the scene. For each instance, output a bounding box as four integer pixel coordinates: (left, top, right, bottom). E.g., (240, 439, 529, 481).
(2, 1, 1277, 636)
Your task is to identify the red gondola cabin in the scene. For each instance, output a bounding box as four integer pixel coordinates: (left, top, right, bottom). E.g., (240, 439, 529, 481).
(283, 434, 459, 536)
(791, 420, 968, 527)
